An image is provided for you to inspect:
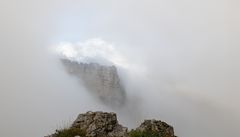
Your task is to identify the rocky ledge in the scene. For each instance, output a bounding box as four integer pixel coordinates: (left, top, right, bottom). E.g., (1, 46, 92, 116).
(46, 111, 177, 137)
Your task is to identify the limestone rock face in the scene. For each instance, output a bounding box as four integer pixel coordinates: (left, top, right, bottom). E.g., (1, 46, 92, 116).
(61, 59, 126, 107)
(136, 120, 176, 137)
(72, 111, 128, 137)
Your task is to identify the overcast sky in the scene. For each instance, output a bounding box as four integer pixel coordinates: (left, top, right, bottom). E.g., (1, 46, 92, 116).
(0, 0, 240, 137)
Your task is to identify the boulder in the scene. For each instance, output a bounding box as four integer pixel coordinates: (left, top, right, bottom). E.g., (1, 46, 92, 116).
(72, 111, 128, 137)
(136, 119, 176, 137)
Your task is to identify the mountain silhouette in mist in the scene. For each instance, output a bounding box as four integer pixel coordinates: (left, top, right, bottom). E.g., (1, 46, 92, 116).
(61, 59, 126, 107)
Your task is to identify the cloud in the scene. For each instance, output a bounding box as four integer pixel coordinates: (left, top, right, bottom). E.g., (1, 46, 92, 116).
(53, 38, 129, 68)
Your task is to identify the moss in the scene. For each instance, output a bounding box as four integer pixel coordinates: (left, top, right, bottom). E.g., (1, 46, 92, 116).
(128, 130, 160, 137)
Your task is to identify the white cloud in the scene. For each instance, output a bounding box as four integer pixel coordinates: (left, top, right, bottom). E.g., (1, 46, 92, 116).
(53, 38, 130, 68)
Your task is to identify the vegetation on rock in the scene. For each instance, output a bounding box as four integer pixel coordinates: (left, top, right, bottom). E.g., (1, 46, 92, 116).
(128, 130, 160, 137)
(53, 128, 86, 137)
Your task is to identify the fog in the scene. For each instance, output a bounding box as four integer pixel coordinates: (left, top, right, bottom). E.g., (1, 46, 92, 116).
(0, 0, 240, 137)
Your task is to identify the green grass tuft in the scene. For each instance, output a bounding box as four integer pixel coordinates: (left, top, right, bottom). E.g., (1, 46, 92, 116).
(53, 128, 86, 137)
(128, 130, 160, 137)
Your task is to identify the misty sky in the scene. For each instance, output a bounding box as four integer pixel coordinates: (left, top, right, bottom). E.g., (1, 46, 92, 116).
(0, 0, 240, 137)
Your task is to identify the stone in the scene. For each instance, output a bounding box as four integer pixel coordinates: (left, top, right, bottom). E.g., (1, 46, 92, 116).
(72, 111, 128, 137)
(136, 119, 176, 137)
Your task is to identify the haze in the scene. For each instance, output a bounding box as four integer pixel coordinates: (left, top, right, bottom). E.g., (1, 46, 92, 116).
(0, 0, 240, 137)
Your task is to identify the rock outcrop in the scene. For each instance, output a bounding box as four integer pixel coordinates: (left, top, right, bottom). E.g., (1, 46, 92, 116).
(47, 111, 177, 137)
(135, 120, 176, 137)
(72, 111, 128, 137)
(61, 59, 126, 107)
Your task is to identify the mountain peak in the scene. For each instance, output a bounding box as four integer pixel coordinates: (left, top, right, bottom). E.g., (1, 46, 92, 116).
(61, 59, 126, 107)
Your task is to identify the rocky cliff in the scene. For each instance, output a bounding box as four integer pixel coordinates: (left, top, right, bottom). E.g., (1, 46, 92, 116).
(61, 59, 126, 107)
(46, 111, 177, 137)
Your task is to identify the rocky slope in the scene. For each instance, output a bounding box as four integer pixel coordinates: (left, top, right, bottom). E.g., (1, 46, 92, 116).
(61, 59, 126, 107)
(46, 111, 177, 137)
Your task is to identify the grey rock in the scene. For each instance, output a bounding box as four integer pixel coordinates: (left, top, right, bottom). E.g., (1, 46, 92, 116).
(46, 111, 177, 137)
(136, 119, 176, 137)
(61, 59, 126, 107)
(72, 111, 128, 137)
